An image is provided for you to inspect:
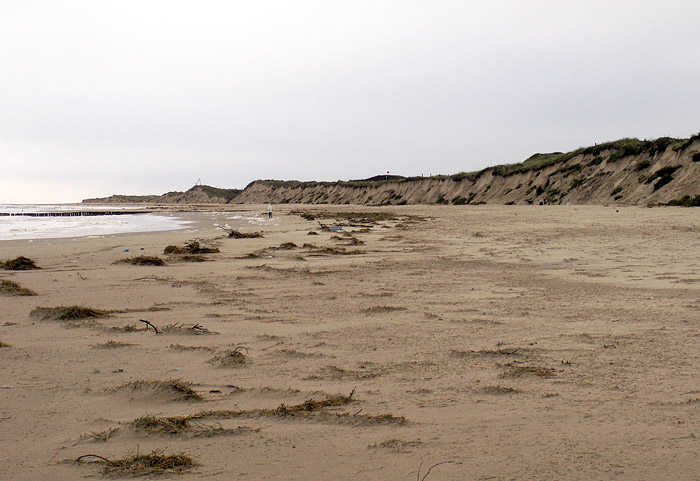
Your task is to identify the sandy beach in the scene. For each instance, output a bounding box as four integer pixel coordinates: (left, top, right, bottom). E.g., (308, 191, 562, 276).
(2, 204, 700, 480)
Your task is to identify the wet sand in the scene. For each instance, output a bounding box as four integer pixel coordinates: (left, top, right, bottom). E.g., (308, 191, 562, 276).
(2, 204, 700, 480)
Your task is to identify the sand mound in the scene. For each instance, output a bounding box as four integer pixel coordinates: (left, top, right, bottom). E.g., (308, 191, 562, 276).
(30, 306, 108, 321)
(164, 241, 219, 255)
(112, 379, 203, 402)
(0, 280, 36, 296)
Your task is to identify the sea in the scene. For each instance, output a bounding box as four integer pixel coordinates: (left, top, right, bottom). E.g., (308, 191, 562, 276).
(0, 204, 279, 241)
(0, 204, 193, 241)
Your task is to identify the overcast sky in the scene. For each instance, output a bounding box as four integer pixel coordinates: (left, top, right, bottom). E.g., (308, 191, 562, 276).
(2, 1, 699, 203)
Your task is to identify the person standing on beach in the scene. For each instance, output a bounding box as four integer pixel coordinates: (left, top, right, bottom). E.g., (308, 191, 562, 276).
(268, 204, 273, 219)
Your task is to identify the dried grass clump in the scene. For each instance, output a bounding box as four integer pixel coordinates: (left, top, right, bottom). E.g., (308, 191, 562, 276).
(278, 349, 322, 359)
(92, 340, 133, 349)
(76, 450, 195, 475)
(479, 385, 521, 395)
(114, 256, 166, 266)
(368, 439, 424, 452)
(1, 256, 40, 270)
(221, 227, 263, 238)
(363, 306, 407, 314)
(130, 415, 258, 437)
(178, 255, 208, 262)
(114, 379, 203, 401)
(131, 415, 191, 434)
(208, 346, 248, 366)
(164, 241, 219, 255)
(169, 344, 215, 351)
(276, 393, 354, 413)
(291, 210, 398, 223)
(306, 246, 364, 256)
(451, 347, 521, 358)
(306, 365, 384, 381)
(240, 249, 273, 259)
(31, 305, 109, 321)
(276, 242, 298, 250)
(0, 279, 36, 296)
(123, 390, 406, 426)
(160, 323, 212, 335)
(110, 324, 139, 332)
(191, 391, 356, 420)
(501, 364, 555, 378)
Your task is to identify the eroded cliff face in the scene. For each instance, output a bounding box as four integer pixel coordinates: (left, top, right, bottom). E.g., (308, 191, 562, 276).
(83, 136, 700, 206)
(234, 138, 700, 206)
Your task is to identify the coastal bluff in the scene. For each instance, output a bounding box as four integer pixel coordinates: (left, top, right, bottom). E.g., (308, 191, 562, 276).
(84, 135, 700, 207)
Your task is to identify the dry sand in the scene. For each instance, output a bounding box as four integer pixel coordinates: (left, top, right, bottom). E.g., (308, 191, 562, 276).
(2, 204, 700, 480)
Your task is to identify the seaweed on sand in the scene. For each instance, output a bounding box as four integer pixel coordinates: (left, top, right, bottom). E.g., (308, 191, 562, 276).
(164, 241, 219, 255)
(114, 256, 166, 266)
(291, 210, 399, 223)
(177, 255, 208, 262)
(1, 256, 40, 270)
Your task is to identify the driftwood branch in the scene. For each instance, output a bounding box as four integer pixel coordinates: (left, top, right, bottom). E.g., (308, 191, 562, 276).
(260, 341, 283, 351)
(139, 319, 159, 334)
(76, 454, 117, 466)
(417, 461, 456, 481)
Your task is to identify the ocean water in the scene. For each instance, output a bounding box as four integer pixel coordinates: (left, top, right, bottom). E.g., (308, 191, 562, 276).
(0, 204, 192, 241)
(0, 205, 281, 241)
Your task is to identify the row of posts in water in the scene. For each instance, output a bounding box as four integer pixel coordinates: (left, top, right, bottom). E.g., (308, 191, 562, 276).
(0, 211, 152, 217)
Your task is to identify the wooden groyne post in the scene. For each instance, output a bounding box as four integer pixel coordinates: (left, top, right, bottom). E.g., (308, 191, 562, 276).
(0, 210, 153, 217)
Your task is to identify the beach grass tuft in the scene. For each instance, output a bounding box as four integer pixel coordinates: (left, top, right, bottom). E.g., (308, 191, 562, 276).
(207, 346, 248, 366)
